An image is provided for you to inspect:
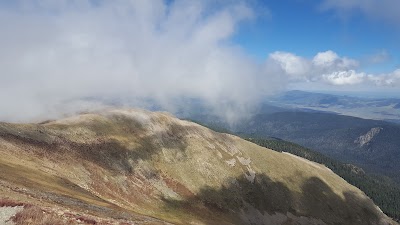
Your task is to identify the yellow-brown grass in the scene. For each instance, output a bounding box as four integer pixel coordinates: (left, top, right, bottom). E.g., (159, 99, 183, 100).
(0, 109, 397, 225)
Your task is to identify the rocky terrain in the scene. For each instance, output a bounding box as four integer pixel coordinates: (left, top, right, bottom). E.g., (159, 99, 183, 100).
(0, 108, 397, 225)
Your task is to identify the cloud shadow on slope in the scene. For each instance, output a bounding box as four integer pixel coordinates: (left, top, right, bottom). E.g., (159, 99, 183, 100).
(162, 174, 384, 225)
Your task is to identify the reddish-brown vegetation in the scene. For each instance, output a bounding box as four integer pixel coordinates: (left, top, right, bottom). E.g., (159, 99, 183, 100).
(0, 198, 25, 207)
(162, 174, 195, 198)
(12, 205, 65, 225)
(76, 215, 97, 224)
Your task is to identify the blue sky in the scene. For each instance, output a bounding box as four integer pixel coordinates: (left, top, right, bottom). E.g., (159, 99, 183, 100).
(233, 0, 399, 73)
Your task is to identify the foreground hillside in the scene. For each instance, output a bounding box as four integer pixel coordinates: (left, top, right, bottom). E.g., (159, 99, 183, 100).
(247, 138, 400, 221)
(0, 109, 397, 225)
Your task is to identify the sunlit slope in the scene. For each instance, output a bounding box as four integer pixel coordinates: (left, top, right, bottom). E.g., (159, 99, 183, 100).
(0, 109, 397, 225)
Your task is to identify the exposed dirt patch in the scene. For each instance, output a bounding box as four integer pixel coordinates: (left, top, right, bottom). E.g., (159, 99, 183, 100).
(0, 206, 23, 225)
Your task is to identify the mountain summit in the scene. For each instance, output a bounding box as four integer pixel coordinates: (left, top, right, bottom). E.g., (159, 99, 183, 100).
(0, 109, 396, 225)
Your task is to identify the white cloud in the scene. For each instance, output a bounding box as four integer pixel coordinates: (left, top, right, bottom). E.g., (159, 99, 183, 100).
(312, 50, 358, 70)
(269, 50, 359, 81)
(0, 0, 283, 123)
(322, 70, 366, 85)
(313, 51, 339, 67)
(369, 69, 400, 86)
(269, 52, 310, 78)
(269, 50, 400, 87)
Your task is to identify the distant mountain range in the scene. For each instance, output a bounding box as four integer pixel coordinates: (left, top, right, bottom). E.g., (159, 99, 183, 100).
(269, 90, 400, 123)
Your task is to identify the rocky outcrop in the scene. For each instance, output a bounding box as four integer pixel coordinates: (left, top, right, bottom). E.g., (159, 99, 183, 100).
(355, 127, 383, 147)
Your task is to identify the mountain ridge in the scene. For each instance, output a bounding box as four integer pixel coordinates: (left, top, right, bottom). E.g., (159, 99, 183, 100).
(0, 108, 397, 225)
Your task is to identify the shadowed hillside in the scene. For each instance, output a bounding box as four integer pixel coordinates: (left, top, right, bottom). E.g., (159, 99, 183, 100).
(164, 174, 383, 225)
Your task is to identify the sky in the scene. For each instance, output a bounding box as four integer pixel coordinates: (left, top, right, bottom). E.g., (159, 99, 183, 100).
(0, 0, 399, 122)
(233, 0, 400, 94)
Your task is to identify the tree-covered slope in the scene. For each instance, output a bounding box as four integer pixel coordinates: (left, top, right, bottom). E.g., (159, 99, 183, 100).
(235, 111, 400, 181)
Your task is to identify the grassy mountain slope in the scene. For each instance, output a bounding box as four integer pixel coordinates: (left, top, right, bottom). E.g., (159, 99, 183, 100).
(247, 138, 400, 221)
(0, 109, 397, 225)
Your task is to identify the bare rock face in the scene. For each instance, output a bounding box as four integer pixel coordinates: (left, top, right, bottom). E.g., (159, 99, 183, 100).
(0, 109, 397, 225)
(354, 127, 383, 147)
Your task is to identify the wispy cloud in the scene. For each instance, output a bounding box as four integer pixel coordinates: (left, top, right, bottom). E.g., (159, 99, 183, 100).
(365, 50, 391, 64)
(319, 0, 400, 26)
